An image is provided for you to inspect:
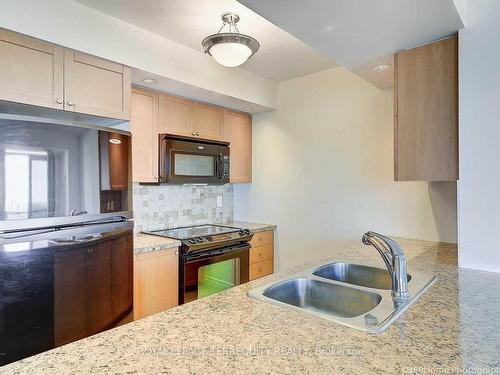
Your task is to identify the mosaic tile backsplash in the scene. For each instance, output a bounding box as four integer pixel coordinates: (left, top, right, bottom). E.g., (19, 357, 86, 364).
(132, 183, 234, 232)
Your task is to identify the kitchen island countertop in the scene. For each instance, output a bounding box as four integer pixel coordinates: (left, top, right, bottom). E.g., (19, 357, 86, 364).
(4, 238, 500, 374)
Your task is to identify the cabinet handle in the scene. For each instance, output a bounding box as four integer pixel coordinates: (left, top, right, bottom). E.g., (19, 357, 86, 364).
(175, 249, 179, 256)
(192, 132, 196, 136)
(88, 248, 94, 254)
(196, 132, 200, 136)
(67, 100, 75, 106)
(56, 98, 63, 104)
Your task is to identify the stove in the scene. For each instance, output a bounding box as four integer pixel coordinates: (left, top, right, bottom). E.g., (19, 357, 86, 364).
(144, 224, 253, 304)
(143, 224, 252, 254)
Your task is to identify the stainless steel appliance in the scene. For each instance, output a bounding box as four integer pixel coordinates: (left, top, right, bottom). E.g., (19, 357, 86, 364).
(0, 119, 133, 365)
(159, 134, 230, 184)
(144, 225, 252, 304)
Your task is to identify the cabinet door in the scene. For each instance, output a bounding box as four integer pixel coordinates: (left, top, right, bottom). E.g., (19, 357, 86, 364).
(108, 133, 129, 190)
(64, 50, 131, 120)
(193, 103, 223, 140)
(134, 248, 178, 320)
(0, 29, 63, 109)
(394, 35, 458, 181)
(223, 110, 252, 183)
(54, 248, 87, 347)
(86, 243, 113, 334)
(158, 93, 194, 137)
(112, 233, 133, 317)
(131, 88, 159, 183)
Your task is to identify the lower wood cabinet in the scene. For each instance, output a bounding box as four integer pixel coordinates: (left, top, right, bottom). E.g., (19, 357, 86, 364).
(133, 247, 179, 320)
(249, 230, 274, 281)
(54, 232, 133, 347)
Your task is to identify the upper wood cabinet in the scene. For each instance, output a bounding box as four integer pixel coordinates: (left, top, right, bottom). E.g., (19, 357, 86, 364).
(158, 93, 194, 137)
(224, 110, 252, 183)
(107, 133, 129, 190)
(193, 103, 223, 140)
(0, 29, 64, 110)
(131, 87, 159, 183)
(130, 87, 252, 183)
(64, 50, 131, 120)
(394, 35, 458, 181)
(0, 28, 131, 120)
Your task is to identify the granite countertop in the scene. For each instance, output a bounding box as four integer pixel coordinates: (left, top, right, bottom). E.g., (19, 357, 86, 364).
(133, 221, 276, 255)
(4, 238, 500, 374)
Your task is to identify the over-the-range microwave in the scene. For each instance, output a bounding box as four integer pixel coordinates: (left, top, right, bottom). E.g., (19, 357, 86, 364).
(159, 134, 230, 184)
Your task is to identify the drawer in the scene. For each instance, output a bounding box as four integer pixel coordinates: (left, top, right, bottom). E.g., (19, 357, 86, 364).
(249, 259, 273, 281)
(249, 230, 274, 248)
(250, 244, 273, 264)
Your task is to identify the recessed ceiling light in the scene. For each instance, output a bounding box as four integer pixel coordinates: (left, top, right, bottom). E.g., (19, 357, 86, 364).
(142, 78, 158, 84)
(372, 64, 390, 72)
(322, 25, 335, 32)
(243, 106, 253, 111)
(109, 138, 122, 145)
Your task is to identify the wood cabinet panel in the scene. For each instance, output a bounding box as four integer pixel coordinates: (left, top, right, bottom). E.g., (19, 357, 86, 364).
(64, 50, 131, 120)
(394, 35, 458, 181)
(0, 28, 63, 109)
(134, 247, 179, 320)
(223, 110, 252, 183)
(249, 231, 274, 248)
(112, 234, 133, 317)
(108, 133, 129, 190)
(193, 103, 223, 140)
(250, 259, 274, 281)
(131, 88, 159, 183)
(158, 93, 194, 137)
(86, 243, 113, 334)
(54, 248, 87, 347)
(250, 244, 273, 265)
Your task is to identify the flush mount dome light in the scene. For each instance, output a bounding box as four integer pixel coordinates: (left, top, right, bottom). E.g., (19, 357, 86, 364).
(202, 12, 260, 68)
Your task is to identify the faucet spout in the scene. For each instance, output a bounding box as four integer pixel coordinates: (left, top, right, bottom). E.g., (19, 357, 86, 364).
(362, 231, 410, 303)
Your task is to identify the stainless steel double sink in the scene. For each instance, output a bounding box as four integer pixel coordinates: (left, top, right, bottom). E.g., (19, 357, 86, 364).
(248, 262, 436, 333)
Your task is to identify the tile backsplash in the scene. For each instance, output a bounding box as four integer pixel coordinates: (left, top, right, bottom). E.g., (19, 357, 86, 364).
(132, 183, 233, 232)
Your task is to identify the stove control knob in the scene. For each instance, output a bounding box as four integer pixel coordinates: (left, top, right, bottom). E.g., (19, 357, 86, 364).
(238, 230, 245, 236)
(188, 239, 196, 244)
(244, 229, 251, 235)
(196, 237, 204, 243)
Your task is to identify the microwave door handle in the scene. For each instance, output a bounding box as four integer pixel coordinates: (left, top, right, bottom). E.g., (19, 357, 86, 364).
(216, 154, 223, 179)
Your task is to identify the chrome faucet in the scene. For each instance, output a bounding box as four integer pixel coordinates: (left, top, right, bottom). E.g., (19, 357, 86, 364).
(362, 231, 410, 304)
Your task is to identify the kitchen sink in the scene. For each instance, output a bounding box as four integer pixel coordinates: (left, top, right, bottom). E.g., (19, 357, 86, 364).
(248, 262, 436, 333)
(263, 278, 382, 318)
(313, 262, 412, 290)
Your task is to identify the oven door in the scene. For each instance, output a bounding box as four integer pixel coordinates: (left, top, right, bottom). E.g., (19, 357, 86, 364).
(180, 243, 249, 304)
(159, 135, 229, 184)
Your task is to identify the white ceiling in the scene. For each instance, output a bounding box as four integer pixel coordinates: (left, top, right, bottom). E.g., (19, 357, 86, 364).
(74, 0, 337, 83)
(239, 0, 465, 88)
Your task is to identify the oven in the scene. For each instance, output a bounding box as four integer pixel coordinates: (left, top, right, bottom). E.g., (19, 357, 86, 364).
(180, 243, 249, 304)
(159, 134, 230, 184)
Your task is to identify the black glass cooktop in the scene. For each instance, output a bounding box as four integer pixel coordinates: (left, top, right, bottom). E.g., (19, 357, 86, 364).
(145, 225, 240, 240)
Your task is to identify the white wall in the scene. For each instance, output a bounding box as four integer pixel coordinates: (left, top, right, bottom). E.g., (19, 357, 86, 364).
(234, 67, 457, 271)
(458, 0, 500, 272)
(0, 0, 277, 111)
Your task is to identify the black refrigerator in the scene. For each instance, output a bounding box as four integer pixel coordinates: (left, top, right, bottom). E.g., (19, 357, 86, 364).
(0, 120, 134, 365)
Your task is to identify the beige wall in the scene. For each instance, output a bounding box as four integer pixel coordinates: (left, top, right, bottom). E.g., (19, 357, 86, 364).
(234, 67, 457, 271)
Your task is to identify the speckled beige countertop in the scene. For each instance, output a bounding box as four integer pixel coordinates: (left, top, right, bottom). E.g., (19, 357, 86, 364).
(133, 221, 276, 255)
(4, 238, 500, 374)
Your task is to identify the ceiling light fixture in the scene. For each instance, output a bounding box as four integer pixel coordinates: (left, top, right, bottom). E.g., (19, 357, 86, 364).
(109, 138, 122, 145)
(202, 12, 260, 68)
(142, 78, 158, 84)
(372, 64, 390, 72)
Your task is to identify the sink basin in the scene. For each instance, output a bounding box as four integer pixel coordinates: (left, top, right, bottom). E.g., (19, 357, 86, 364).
(248, 261, 437, 333)
(263, 278, 382, 318)
(313, 262, 411, 290)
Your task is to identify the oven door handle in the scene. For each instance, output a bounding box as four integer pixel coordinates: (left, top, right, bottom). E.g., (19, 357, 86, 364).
(184, 243, 250, 262)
